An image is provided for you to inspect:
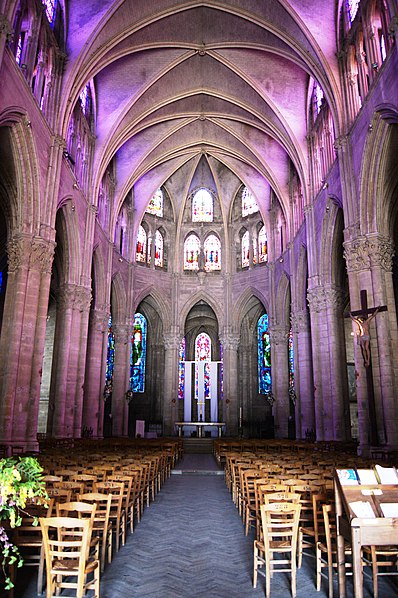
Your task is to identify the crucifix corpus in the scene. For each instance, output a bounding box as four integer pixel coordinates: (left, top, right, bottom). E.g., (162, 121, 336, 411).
(345, 289, 387, 447)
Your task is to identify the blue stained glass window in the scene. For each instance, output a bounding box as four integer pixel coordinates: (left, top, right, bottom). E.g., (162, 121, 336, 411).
(130, 313, 147, 392)
(289, 328, 294, 388)
(16, 34, 24, 65)
(178, 337, 186, 400)
(105, 315, 115, 389)
(258, 314, 271, 394)
(0, 271, 3, 294)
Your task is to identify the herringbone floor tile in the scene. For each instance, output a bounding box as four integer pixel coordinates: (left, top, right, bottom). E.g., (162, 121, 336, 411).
(17, 457, 398, 597)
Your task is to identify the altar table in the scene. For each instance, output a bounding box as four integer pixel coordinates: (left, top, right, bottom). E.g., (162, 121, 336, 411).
(175, 422, 225, 438)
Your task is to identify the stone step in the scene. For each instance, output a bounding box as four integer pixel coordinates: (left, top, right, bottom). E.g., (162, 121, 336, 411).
(182, 438, 214, 454)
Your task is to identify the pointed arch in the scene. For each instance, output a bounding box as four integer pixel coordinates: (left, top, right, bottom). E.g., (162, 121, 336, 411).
(179, 291, 224, 332)
(133, 286, 171, 332)
(274, 271, 291, 325)
(110, 272, 127, 323)
(54, 202, 83, 285)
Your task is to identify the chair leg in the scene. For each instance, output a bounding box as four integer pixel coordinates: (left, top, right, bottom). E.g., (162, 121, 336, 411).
(316, 543, 322, 591)
(371, 546, 378, 598)
(253, 543, 258, 588)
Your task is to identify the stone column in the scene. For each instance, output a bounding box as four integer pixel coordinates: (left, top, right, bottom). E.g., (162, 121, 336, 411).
(344, 234, 398, 448)
(112, 323, 131, 437)
(47, 283, 91, 438)
(82, 306, 109, 437)
(220, 333, 240, 437)
(307, 284, 350, 441)
(162, 333, 180, 436)
(290, 309, 315, 438)
(0, 235, 55, 451)
(269, 326, 290, 438)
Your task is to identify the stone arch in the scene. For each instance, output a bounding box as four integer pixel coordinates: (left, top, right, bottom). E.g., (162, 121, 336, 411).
(179, 290, 225, 334)
(91, 246, 109, 310)
(110, 272, 127, 323)
(295, 244, 309, 313)
(234, 286, 269, 332)
(133, 286, 171, 333)
(54, 202, 83, 285)
(0, 109, 40, 234)
(320, 198, 345, 287)
(360, 107, 398, 235)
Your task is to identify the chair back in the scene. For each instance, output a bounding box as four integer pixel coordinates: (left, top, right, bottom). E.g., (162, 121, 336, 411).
(260, 501, 301, 558)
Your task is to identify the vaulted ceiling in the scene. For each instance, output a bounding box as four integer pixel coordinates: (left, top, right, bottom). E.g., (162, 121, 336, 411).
(61, 0, 342, 234)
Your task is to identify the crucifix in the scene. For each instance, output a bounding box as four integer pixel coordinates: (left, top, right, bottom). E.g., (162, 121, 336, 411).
(346, 289, 387, 446)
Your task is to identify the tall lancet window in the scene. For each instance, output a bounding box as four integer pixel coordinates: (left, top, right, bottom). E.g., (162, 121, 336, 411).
(136, 225, 147, 263)
(154, 230, 163, 267)
(104, 316, 115, 394)
(146, 189, 163, 217)
(195, 333, 211, 404)
(242, 187, 259, 217)
(192, 188, 213, 222)
(258, 314, 271, 394)
(241, 230, 250, 268)
(178, 337, 186, 400)
(130, 313, 147, 392)
(252, 235, 258, 265)
(346, 0, 360, 25)
(204, 235, 221, 271)
(288, 328, 295, 389)
(258, 226, 268, 263)
(184, 234, 200, 270)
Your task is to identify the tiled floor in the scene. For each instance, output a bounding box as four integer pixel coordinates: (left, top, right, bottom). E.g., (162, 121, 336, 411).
(16, 455, 397, 597)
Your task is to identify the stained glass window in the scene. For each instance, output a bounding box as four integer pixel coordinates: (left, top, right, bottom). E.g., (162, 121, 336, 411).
(147, 234, 152, 264)
(184, 234, 200, 270)
(43, 0, 56, 26)
(241, 230, 250, 268)
(204, 235, 221, 271)
(258, 314, 271, 394)
(136, 225, 147, 263)
(242, 187, 259, 217)
(178, 337, 186, 400)
(16, 34, 24, 65)
(130, 313, 147, 392)
(289, 328, 294, 389)
(79, 85, 89, 115)
(192, 188, 213, 222)
(258, 226, 268, 263)
(154, 230, 163, 267)
(146, 189, 163, 217)
(195, 333, 211, 406)
(105, 316, 115, 387)
(346, 0, 360, 24)
(313, 82, 325, 117)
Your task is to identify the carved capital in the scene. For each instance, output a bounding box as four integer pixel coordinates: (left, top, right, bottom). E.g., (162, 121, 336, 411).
(90, 308, 109, 333)
(58, 284, 91, 312)
(290, 310, 310, 333)
(220, 334, 240, 351)
(163, 335, 180, 351)
(307, 285, 345, 313)
(333, 135, 349, 152)
(112, 324, 131, 344)
(344, 234, 394, 272)
(7, 235, 55, 274)
(269, 327, 289, 345)
(30, 238, 56, 274)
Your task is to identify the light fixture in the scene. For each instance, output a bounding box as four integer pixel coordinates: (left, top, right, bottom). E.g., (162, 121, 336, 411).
(25, 120, 31, 128)
(326, 205, 330, 212)
(322, 181, 329, 190)
(71, 205, 75, 211)
(125, 389, 133, 404)
(279, 257, 284, 263)
(371, 62, 378, 70)
(73, 182, 79, 189)
(368, 123, 373, 131)
(118, 257, 123, 262)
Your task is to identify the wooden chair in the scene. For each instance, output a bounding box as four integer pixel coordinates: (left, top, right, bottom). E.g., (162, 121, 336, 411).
(316, 503, 353, 598)
(108, 474, 134, 533)
(53, 480, 85, 500)
(298, 491, 329, 569)
(93, 480, 125, 552)
(79, 492, 113, 572)
(362, 543, 398, 598)
(46, 486, 72, 504)
(253, 501, 301, 598)
(39, 516, 100, 598)
(8, 498, 53, 595)
(254, 482, 288, 539)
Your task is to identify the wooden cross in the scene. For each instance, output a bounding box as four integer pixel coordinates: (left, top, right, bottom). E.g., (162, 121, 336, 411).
(346, 290, 387, 446)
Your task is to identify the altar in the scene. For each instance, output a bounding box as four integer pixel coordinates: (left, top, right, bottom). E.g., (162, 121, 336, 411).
(175, 422, 225, 438)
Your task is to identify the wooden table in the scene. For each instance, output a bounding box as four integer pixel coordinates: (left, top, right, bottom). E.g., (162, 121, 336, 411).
(175, 422, 226, 438)
(334, 470, 398, 598)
